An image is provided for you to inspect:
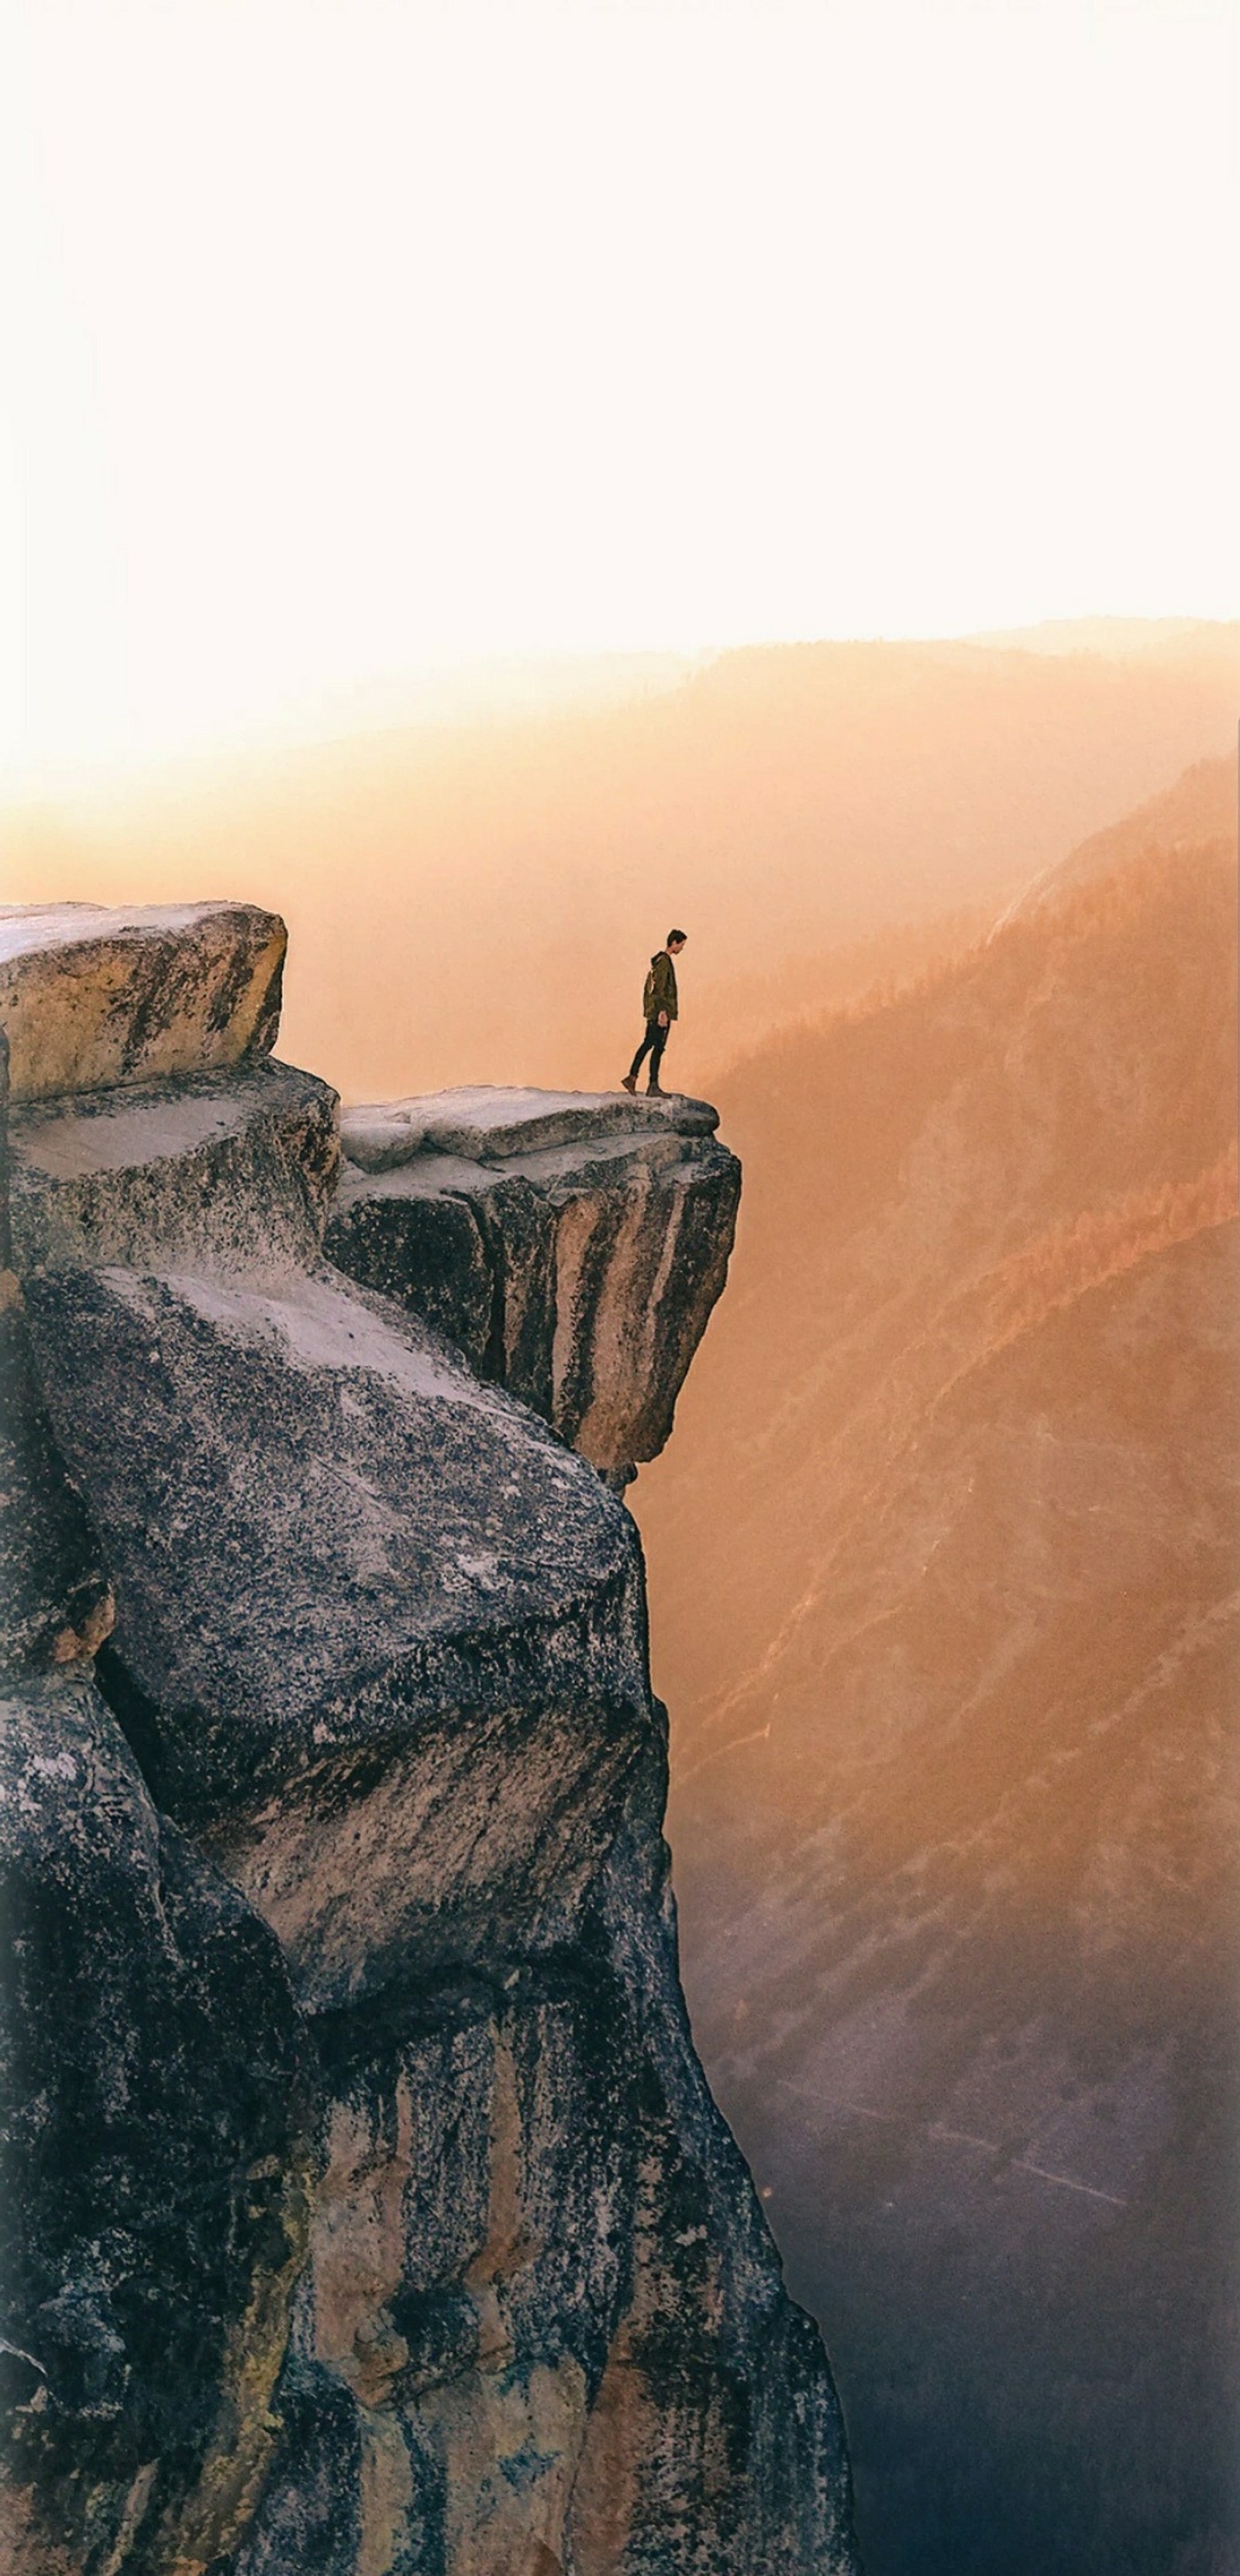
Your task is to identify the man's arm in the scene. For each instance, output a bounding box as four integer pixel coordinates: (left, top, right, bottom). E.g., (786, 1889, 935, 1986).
(652, 953, 677, 1023)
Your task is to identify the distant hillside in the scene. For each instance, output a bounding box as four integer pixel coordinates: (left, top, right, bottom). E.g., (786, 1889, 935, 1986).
(3, 627, 1237, 1102)
(692, 899, 997, 1079)
(997, 748, 1237, 923)
(970, 615, 1240, 657)
(634, 803, 1239, 2576)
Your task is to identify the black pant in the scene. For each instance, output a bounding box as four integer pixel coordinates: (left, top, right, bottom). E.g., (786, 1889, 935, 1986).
(629, 1019, 669, 1085)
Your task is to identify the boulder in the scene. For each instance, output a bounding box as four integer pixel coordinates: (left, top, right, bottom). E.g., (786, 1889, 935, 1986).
(23, 1259, 651, 2005)
(0, 902, 285, 1102)
(8, 1060, 339, 1278)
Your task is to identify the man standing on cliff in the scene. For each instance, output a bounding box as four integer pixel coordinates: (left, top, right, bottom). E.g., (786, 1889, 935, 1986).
(622, 929, 687, 1097)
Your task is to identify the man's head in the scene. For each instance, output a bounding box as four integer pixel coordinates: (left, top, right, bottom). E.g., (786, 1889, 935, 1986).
(666, 929, 687, 953)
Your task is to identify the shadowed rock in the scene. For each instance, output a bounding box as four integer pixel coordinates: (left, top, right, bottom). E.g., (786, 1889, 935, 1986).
(327, 1087, 741, 1478)
(0, 1029, 312, 2576)
(0, 1674, 311, 2576)
(0, 1027, 112, 1674)
(8, 1059, 339, 1276)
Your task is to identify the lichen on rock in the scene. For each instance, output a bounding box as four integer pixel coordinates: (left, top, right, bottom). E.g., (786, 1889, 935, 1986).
(0, 905, 858, 2575)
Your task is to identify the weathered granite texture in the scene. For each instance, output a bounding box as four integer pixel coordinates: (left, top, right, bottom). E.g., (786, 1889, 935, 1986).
(337, 1090, 722, 1170)
(326, 1088, 742, 1478)
(7, 1060, 339, 1278)
(29, 1262, 649, 1971)
(0, 903, 286, 1102)
(0, 1675, 312, 2576)
(0, 1034, 113, 1673)
(0, 1029, 312, 2576)
(0, 906, 858, 2576)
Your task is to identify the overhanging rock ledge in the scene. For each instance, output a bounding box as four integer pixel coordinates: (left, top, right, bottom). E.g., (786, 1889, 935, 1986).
(326, 1084, 742, 1485)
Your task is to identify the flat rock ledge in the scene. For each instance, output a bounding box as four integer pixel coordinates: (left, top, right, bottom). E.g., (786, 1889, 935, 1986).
(329, 1086, 742, 1479)
(339, 1086, 722, 1171)
(0, 905, 858, 2576)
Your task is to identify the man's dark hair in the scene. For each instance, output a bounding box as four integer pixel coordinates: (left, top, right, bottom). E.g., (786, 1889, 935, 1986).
(666, 929, 687, 946)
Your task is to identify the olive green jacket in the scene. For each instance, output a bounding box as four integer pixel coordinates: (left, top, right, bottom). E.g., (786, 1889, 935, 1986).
(642, 950, 679, 1022)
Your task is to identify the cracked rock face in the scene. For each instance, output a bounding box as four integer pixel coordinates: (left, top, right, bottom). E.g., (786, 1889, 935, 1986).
(326, 1088, 742, 1478)
(0, 905, 857, 2576)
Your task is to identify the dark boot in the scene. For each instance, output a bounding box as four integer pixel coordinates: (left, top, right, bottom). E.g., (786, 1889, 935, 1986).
(621, 1074, 637, 1093)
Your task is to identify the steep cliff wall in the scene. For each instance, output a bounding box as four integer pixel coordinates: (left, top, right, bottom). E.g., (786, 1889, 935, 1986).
(0, 907, 856, 2576)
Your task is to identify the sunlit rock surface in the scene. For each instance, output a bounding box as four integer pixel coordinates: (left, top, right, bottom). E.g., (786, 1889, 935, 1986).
(0, 907, 856, 2576)
(0, 902, 286, 1102)
(326, 1087, 741, 1478)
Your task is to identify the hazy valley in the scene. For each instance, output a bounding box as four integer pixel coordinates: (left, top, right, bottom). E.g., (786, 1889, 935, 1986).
(636, 753, 1239, 2574)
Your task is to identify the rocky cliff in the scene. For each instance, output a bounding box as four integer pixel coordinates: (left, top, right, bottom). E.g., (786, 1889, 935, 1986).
(0, 903, 856, 2576)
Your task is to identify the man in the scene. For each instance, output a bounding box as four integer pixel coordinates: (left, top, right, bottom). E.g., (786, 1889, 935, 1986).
(622, 929, 687, 1097)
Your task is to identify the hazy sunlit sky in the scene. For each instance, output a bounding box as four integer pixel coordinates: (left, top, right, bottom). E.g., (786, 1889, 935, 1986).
(3, 0, 1236, 786)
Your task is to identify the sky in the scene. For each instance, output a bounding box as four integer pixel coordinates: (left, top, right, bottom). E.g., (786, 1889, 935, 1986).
(2, 0, 1237, 788)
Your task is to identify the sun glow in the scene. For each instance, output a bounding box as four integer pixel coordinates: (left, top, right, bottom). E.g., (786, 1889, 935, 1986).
(4, 0, 1237, 787)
